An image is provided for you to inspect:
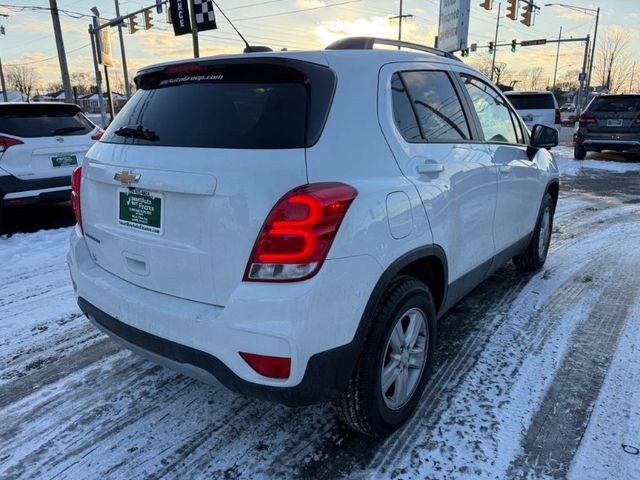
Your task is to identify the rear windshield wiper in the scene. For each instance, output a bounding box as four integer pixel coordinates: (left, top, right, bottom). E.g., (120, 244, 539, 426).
(52, 126, 86, 135)
(113, 125, 159, 142)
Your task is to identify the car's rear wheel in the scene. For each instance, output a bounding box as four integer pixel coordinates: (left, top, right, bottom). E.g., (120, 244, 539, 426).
(574, 144, 587, 160)
(513, 193, 554, 272)
(337, 276, 436, 437)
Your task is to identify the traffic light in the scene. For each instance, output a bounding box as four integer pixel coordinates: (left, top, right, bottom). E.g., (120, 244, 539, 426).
(143, 9, 153, 30)
(480, 0, 492, 10)
(128, 14, 138, 34)
(488, 42, 494, 54)
(506, 0, 518, 20)
(521, 4, 533, 27)
(511, 39, 517, 53)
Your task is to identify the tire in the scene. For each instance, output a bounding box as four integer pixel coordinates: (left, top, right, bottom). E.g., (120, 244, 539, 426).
(337, 276, 437, 437)
(513, 193, 555, 272)
(574, 144, 587, 160)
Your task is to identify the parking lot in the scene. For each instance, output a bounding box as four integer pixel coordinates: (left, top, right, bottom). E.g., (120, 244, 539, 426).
(1, 141, 640, 479)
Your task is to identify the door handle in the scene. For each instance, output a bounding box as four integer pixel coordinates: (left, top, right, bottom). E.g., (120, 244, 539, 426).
(416, 161, 444, 175)
(498, 165, 512, 175)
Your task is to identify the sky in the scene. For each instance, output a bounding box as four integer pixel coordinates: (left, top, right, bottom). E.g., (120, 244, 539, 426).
(0, 0, 638, 93)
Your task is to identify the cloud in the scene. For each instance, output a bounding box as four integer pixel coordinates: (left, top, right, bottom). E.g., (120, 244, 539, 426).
(296, 0, 326, 7)
(314, 15, 431, 48)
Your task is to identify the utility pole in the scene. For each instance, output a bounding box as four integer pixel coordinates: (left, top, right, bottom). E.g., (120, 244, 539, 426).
(114, 0, 131, 99)
(49, 0, 73, 103)
(576, 34, 590, 118)
(585, 7, 600, 96)
(491, 2, 501, 81)
(0, 13, 7, 102)
(0, 57, 7, 102)
(552, 26, 562, 91)
(389, 0, 413, 46)
(189, 0, 199, 58)
(630, 62, 636, 93)
(90, 17, 108, 127)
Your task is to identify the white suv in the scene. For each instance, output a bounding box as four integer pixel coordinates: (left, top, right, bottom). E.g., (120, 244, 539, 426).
(504, 91, 561, 132)
(67, 37, 560, 437)
(0, 103, 102, 219)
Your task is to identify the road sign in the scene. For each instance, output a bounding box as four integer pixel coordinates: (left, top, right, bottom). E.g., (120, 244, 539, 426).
(520, 39, 547, 47)
(437, 0, 470, 53)
(579, 72, 586, 81)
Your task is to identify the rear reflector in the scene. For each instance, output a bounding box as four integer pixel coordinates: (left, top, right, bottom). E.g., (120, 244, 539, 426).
(71, 166, 83, 234)
(239, 352, 291, 379)
(0, 135, 23, 152)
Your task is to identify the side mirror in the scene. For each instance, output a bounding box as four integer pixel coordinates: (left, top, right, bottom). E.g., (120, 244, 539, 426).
(530, 124, 558, 149)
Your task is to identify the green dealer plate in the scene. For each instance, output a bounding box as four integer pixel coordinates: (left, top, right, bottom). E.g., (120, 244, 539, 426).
(118, 188, 163, 235)
(51, 154, 78, 168)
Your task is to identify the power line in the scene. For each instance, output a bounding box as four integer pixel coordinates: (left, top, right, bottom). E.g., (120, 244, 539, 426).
(4, 42, 90, 66)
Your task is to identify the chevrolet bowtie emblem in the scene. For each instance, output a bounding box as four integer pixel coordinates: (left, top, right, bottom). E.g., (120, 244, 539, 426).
(114, 170, 141, 186)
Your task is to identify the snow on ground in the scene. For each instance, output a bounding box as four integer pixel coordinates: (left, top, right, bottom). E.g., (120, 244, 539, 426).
(568, 297, 640, 480)
(1, 169, 640, 479)
(554, 146, 640, 176)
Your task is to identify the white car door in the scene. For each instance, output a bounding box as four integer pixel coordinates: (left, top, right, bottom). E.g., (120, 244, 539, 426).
(378, 63, 498, 284)
(457, 74, 543, 253)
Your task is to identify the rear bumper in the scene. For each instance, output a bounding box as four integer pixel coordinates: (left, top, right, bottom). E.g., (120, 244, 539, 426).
(67, 228, 382, 406)
(578, 137, 640, 152)
(0, 173, 71, 205)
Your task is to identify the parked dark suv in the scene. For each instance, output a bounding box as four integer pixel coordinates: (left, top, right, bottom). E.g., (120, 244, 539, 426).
(574, 94, 640, 159)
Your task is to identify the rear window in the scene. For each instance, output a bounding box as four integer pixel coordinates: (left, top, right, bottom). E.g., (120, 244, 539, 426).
(0, 104, 94, 138)
(588, 96, 640, 113)
(102, 60, 336, 149)
(506, 94, 555, 110)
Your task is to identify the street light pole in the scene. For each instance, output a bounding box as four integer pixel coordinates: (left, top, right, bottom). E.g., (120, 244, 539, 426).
(491, 2, 501, 82)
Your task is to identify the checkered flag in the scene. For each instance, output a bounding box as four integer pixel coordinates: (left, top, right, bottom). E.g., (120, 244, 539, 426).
(192, 0, 217, 31)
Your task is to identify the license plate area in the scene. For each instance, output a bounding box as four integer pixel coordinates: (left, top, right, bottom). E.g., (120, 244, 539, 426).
(607, 119, 624, 127)
(118, 188, 163, 235)
(51, 154, 78, 168)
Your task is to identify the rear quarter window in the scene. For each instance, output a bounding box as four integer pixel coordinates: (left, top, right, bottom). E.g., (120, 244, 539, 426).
(0, 104, 94, 138)
(506, 94, 556, 110)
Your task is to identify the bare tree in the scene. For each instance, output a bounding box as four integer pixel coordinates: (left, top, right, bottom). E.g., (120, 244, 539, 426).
(71, 72, 92, 96)
(7, 66, 38, 101)
(594, 31, 632, 93)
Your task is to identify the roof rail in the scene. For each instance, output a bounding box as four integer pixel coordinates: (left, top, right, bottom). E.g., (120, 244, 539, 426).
(325, 37, 461, 62)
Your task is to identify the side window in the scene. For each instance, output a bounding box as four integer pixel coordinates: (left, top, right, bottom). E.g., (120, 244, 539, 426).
(401, 71, 470, 141)
(461, 75, 518, 144)
(391, 73, 422, 142)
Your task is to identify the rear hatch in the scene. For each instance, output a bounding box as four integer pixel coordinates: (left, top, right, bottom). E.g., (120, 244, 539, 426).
(0, 103, 95, 179)
(506, 93, 557, 129)
(82, 57, 336, 306)
(584, 95, 640, 137)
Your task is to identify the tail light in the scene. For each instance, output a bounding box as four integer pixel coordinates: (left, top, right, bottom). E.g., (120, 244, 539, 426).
(71, 166, 83, 234)
(555, 108, 561, 124)
(239, 352, 291, 379)
(0, 135, 23, 152)
(244, 182, 358, 282)
(579, 113, 596, 124)
(91, 128, 105, 141)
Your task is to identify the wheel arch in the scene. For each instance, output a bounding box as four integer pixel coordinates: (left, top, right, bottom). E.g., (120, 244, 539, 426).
(546, 180, 560, 210)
